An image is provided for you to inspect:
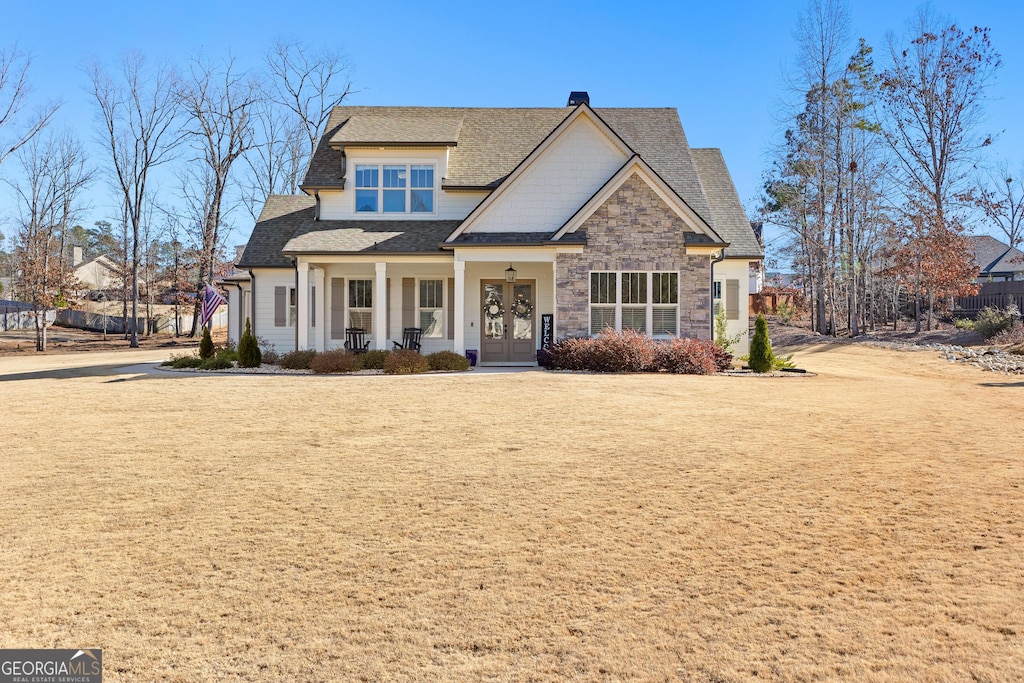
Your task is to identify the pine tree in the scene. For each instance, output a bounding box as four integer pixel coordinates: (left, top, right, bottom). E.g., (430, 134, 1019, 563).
(199, 325, 215, 359)
(237, 318, 261, 368)
(749, 314, 775, 374)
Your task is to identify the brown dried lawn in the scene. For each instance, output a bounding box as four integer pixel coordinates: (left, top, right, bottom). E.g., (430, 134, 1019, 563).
(1, 345, 1022, 681)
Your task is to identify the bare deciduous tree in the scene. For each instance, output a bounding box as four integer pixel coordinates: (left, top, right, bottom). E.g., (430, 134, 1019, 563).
(7, 131, 93, 350)
(176, 55, 258, 335)
(972, 161, 1024, 249)
(879, 9, 1000, 330)
(89, 52, 180, 347)
(0, 45, 58, 168)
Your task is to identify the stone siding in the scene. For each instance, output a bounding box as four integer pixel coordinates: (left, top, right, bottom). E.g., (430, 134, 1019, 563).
(556, 173, 711, 338)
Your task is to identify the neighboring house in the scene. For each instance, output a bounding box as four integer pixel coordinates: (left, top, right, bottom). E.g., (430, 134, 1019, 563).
(71, 248, 121, 294)
(970, 235, 1024, 282)
(234, 93, 763, 362)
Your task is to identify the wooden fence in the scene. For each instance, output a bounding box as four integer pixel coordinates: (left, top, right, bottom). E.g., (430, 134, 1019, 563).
(954, 282, 1024, 318)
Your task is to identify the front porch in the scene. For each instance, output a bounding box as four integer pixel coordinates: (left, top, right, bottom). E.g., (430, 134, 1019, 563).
(291, 251, 559, 364)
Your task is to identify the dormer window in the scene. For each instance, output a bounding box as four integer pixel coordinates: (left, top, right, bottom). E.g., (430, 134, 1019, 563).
(355, 164, 434, 214)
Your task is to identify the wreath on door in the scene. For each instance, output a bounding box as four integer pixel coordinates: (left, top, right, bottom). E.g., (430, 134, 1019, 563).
(512, 296, 533, 320)
(484, 296, 504, 318)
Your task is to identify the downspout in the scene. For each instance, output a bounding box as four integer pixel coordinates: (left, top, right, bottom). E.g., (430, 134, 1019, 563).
(247, 269, 256, 337)
(293, 258, 299, 351)
(235, 282, 243, 339)
(710, 249, 725, 340)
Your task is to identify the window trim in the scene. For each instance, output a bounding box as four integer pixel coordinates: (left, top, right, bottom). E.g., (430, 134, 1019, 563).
(417, 278, 445, 339)
(589, 271, 680, 338)
(353, 163, 436, 215)
(348, 278, 373, 333)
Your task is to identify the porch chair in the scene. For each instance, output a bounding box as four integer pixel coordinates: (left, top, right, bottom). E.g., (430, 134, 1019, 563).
(392, 327, 422, 353)
(344, 327, 371, 354)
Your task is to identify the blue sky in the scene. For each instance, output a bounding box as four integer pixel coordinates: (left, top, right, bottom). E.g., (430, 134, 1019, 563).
(2, 0, 1022, 256)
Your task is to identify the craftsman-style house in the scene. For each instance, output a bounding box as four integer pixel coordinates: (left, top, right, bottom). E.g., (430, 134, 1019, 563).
(230, 92, 762, 362)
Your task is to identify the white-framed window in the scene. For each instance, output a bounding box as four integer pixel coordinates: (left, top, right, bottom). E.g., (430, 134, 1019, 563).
(289, 287, 297, 327)
(712, 280, 722, 315)
(589, 271, 679, 337)
(354, 163, 434, 214)
(621, 272, 647, 332)
(652, 272, 679, 335)
(419, 279, 444, 338)
(590, 272, 616, 334)
(349, 279, 372, 332)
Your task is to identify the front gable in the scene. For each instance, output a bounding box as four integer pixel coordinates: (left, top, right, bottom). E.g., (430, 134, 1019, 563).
(447, 106, 631, 239)
(550, 156, 726, 251)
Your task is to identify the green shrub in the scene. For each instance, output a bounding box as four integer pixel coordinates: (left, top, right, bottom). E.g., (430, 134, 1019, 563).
(973, 306, 1015, 339)
(714, 304, 741, 353)
(198, 356, 233, 371)
(171, 356, 204, 369)
(384, 349, 429, 374)
(953, 318, 975, 331)
(238, 319, 262, 368)
(776, 298, 796, 324)
(748, 314, 774, 373)
(310, 349, 362, 374)
(199, 326, 215, 359)
(215, 347, 239, 363)
(278, 349, 318, 370)
(426, 350, 471, 372)
(360, 349, 391, 369)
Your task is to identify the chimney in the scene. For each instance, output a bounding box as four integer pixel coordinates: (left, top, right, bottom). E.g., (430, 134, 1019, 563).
(567, 91, 590, 107)
(72, 246, 84, 266)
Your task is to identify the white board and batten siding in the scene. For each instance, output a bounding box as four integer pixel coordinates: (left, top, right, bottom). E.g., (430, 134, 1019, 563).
(713, 259, 752, 355)
(250, 268, 297, 353)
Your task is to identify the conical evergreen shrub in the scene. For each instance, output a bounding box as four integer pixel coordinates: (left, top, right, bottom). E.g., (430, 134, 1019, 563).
(748, 314, 774, 373)
(238, 319, 262, 368)
(199, 325, 215, 359)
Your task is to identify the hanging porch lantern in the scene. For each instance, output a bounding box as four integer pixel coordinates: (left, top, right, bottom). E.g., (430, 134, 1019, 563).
(505, 264, 517, 283)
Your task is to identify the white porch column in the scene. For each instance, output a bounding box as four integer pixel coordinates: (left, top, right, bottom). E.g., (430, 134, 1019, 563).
(297, 260, 309, 350)
(453, 260, 466, 354)
(374, 262, 387, 350)
(313, 267, 326, 352)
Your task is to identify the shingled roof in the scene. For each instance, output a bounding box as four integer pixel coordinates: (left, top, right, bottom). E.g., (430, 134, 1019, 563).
(690, 148, 763, 258)
(970, 235, 1024, 276)
(283, 220, 462, 255)
(243, 104, 761, 267)
(301, 106, 722, 233)
(237, 195, 316, 268)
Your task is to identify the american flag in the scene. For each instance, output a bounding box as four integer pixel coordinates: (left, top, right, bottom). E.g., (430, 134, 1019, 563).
(200, 283, 226, 328)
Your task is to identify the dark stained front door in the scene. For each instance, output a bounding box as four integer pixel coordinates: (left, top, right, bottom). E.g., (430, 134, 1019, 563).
(480, 280, 536, 363)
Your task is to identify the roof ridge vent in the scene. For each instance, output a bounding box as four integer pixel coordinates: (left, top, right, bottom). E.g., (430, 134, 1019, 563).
(567, 91, 590, 107)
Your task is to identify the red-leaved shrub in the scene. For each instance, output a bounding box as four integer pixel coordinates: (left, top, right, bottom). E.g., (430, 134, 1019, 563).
(653, 337, 717, 375)
(309, 349, 362, 374)
(545, 329, 727, 374)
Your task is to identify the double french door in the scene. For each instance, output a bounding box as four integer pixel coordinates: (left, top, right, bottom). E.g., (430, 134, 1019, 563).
(480, 280, 536, 363)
